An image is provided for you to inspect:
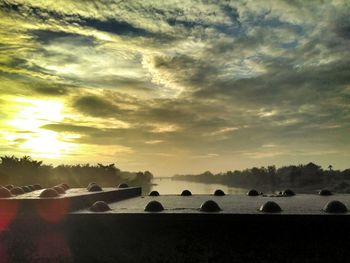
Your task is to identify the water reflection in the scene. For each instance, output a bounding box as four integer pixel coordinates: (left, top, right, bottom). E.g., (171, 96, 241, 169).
(148, 178, 247, 195)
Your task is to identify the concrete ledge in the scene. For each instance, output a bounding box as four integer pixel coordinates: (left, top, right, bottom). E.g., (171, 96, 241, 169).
(0, 187, 142, 215)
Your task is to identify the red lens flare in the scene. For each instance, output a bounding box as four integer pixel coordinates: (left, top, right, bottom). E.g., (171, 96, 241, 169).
(0, 200, 18, 232)
(36, 199, 70, 224)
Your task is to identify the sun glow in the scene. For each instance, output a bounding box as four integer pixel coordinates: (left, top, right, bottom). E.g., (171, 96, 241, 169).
(6, 97, 77, 158)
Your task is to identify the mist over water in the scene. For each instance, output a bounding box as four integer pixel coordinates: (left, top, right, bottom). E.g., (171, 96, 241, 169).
(149, 178, 247, 195)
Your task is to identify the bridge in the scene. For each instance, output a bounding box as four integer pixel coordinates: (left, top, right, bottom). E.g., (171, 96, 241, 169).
(0, 184, 349, 262)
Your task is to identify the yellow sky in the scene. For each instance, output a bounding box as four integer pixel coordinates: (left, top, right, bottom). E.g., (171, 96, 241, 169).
(1, 1, 350, 176)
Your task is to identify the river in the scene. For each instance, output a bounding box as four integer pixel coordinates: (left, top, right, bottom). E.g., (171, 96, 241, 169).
(147, 177, 247, 195)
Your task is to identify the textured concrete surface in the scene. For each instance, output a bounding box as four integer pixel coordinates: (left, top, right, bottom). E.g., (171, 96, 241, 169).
(74, 194, 350, 215)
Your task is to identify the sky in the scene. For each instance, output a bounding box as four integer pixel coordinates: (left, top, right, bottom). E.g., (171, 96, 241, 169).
(0, 0, 349, 176)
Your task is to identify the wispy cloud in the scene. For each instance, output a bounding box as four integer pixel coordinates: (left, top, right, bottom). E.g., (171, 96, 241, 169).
(1, 0, 350, 175)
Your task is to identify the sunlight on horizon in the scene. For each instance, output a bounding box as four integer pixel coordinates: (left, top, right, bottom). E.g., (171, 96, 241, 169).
(6, 97, 78, 158)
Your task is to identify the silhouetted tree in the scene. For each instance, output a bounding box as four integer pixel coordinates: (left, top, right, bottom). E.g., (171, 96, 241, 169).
(268, 165, 277, 191)
(0, 155, 153, 187)
(173, 162, 350, 190)
(328, 165, 333, 171)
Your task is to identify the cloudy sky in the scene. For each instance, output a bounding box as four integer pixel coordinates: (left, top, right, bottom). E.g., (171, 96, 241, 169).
(0, 0, 349, 176)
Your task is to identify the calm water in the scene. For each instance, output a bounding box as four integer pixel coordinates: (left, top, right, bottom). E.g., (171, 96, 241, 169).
(148, 178, 247, 195)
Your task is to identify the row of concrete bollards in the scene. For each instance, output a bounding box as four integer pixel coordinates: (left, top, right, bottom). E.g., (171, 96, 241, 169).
(40, 182, 130, 197)
(0, 184, 43, 197)
(89, 199, 348, 213)
(0, 182, 130, 198)
(87, 183, 129, 192)
(39, 184, 69, 197)
(149, 188, 334, 197)
(0, 183, 68, 198)
(141, 199, 348, 213)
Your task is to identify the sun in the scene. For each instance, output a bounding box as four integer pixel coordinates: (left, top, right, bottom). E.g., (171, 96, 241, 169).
(6, 97, 77, 158)
(8, 98, 63, 129)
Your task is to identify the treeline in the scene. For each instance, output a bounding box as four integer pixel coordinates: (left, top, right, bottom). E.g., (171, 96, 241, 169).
(173, 162, 350, 191)
(0, 155, 153, 188)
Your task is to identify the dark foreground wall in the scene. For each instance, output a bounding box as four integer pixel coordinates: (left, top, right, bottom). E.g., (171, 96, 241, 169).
(2, 213, 350, 263)
(2, 190, 350, 263)
(67, 214, 350, 263)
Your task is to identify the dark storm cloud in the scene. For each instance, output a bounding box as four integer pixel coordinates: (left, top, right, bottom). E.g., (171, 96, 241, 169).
(166, 5, 240, 33)
(70, 90, 236, 138)
(151, 39, 350, 110)
(81, 18, 157, 38)
(31, 30, 96, 45)
(246, 11, 304, 35)
(220, 5, 240, 25)
(71, 93, 193, 126)
(187, 61, 350, 135)
(33, 84, 71, 96)
(145, 105, 195, 124)
(334, 16, 350, 40)
(70, 87, 346, 149)
(41, 122, 158, 146)
(79, 76, 156, 92)
(1, 57, 27, 69)
(215, 4, 241, 34)
(151, 54, 219, 89)
(73, 95, 127, 117)
(166, 18, 206, 29)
